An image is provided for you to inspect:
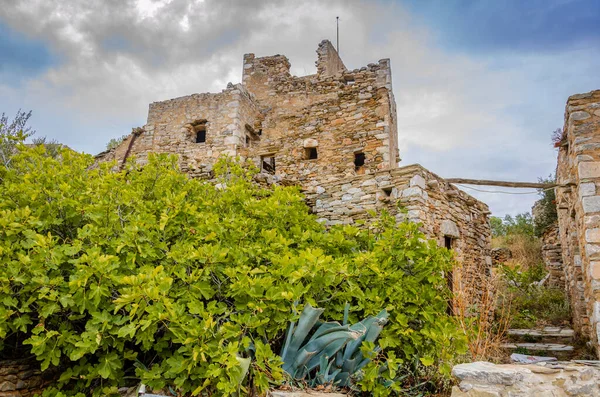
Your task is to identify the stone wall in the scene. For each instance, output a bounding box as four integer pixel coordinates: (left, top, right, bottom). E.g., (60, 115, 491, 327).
(97, 40, 491, 306)
(96, 83, 261, 178)
(315, 39, 347, 77)
(304, 163, 492, 305)
(541, 224, 565, 288)
(451, 361, 600, 397)
(242, 50, 399, 187)
(555, 89, 600, 355)
(0, 359, 55, 397)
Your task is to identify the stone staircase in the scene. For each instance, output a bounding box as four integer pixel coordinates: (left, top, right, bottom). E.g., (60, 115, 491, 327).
(500, 326, 576, 360)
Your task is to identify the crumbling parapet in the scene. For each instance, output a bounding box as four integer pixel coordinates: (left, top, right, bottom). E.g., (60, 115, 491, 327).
(555, 89, 600, 355)
(315, 39, 347, 77)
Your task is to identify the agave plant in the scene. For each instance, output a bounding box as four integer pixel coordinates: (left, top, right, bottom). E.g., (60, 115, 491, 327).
(280, 302, 388, 387)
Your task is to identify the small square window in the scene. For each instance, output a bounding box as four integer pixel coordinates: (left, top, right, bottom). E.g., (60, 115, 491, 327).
(354, 152, 365, 172)
(444, 236, 453, 250)
(193, 122, 206, 143)
(305, 147, 318, 160)
(261, 155, 275, 174)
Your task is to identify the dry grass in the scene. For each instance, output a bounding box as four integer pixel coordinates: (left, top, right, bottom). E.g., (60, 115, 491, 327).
(452, 268, 511, 362)
(492, 234, 542, 271)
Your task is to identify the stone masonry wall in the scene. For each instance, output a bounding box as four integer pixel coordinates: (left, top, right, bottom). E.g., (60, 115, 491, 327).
(304, 164, 492, 306)
(96, 41, 491, 309)
(97, 84, 261, 178)
(541, 223, 565, 288)
(315, 39, 347, 77)
(242, 50, 399, 188)
(555, 89, 600, 355)
(0, 359, 55, 397)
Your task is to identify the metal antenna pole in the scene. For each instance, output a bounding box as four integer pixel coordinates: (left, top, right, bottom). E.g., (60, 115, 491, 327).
(336, 16, 339, 54)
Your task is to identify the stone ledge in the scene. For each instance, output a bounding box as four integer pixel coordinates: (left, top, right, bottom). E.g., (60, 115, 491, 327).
(451, 361, 600, 397)
(269, 391, 348, 397)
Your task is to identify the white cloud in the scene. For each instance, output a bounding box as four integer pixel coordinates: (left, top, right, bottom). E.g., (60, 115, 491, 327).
(0, 0, 598, 216)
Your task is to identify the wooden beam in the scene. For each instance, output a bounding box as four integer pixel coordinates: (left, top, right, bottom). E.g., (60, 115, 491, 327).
(445, 178, 574, 189)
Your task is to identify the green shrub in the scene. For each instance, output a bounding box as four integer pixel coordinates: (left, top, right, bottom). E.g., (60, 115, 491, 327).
(533, 175, 558, 237)
(497, 264, 570, 329)
(0, 145, 465, 396)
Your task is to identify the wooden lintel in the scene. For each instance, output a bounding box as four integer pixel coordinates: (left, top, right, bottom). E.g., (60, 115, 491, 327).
(445, 178, 576, 189)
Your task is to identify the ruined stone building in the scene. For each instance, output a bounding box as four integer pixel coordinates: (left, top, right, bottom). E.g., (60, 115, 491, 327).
(98, 40, 492, 298)
(555, 89, 600, 355)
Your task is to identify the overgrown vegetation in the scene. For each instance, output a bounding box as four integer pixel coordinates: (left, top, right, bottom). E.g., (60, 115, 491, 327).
(106, 134, 129, 150)
(0, 109, 36, 167)
(491, 211, 569, 331)
(533, 175, 558, 237)
(0, 143, 466, 396)
(497, 264, 570, 329)
(490, 213, 534, 238)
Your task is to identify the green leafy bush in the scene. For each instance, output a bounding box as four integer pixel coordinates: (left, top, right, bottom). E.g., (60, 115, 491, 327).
(490, 213, 534, 238)
(497, 264, 570, 329)
(533, 175, 558, 237)
(0, 145, 465, 396)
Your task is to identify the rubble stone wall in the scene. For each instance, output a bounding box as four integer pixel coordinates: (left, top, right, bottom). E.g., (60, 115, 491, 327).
(96, 84, 261, 178)
(96, 40, 491, 306)
(242, 51, 399, 187)
(315, 39, 347, 77)
(304, 164, 492, 299)
(541, 224, 565, 288)
(0, 359, 55, 397)
(555, 89, 600, 355)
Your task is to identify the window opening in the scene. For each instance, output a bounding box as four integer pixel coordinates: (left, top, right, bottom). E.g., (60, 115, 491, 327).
(192, 122, 207, 143)
(382, 186, 393, 197)
(261, 155, 275, 174)
(354, 152, 365, 173)
(444, 236, 453, 250)
(446, 269, 454, 315)
(344, 76, 356, 85)
(305, 147, 318, 160)
(444, 236, 454, 315)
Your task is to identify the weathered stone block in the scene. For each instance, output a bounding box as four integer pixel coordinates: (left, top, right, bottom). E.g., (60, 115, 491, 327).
(580, 182, 596, 198)
(571, 111, 591, 121)
(451, 362, 525, 386)
(410, 174, 426, 189)
(441, 220, 460, 238)
(586, 228, 600, 243)
(578, 162, 600, 179)
(451, 386, 500, 397)
(270, 392, 347, 397)
(591, 261, 600, 280)
(582, 196, 600, 213)
(303, 138, 318, 148)
(401, 187, 423, 198)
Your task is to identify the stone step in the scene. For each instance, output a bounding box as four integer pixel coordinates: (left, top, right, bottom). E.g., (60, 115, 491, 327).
(507, 327, 575, 342)
(500, 342, 575, 360)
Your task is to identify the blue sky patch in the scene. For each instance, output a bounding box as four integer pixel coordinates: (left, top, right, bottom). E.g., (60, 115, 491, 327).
(0, 22, 55, 82)
(402, 0, 600, 53)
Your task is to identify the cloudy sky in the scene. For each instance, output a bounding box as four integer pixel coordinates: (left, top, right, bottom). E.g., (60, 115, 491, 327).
(1, 0, 599, 216)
